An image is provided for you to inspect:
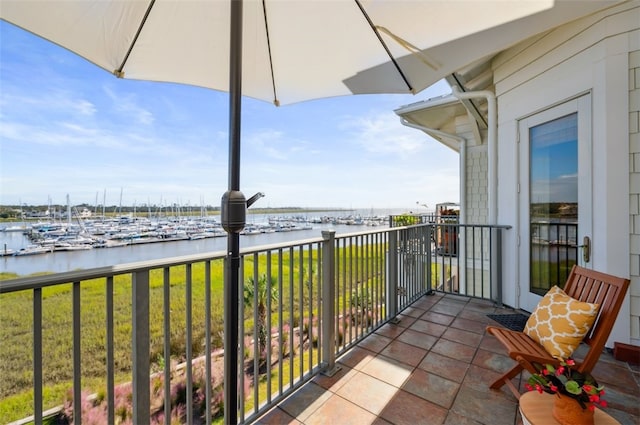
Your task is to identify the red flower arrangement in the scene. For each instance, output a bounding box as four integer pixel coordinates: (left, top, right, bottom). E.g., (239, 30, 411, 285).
(526, 359, 606, 411)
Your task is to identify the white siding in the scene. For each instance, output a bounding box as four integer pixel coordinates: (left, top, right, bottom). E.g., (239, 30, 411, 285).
(464, 146, 488, 224)
(455, 113, 489, 225)
(629, 48, 640, 345)
(493, 1, 639, 344)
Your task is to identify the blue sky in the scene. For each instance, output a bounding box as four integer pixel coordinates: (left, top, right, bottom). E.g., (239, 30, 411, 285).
(0, 20, 458, 211)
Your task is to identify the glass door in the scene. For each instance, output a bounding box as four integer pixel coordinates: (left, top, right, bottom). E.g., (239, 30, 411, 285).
(518, 95, 592, 312)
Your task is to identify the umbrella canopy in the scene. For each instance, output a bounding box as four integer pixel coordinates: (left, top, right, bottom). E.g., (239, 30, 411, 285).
(1, 0, 600, 106)
(0, 1, 622, 423)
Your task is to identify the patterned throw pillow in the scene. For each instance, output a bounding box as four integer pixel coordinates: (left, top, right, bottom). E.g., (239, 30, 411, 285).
(523, 285, 600, 359)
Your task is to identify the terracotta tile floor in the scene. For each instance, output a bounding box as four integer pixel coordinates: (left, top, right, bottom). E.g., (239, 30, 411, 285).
(254, 293, 640, 425)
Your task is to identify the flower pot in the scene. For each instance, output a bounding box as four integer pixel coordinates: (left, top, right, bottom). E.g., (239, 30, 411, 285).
(552, 393, 595, 425)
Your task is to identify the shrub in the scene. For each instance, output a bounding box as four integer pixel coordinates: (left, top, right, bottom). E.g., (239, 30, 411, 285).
(394, 214, 420, 226)
(58, 358, 233, 424)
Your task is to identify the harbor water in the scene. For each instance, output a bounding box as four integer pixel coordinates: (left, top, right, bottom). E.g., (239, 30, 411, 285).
(0, 210, 404, 277)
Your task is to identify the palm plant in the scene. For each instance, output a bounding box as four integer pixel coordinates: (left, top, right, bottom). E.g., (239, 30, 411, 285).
(243, 273, 278, 357)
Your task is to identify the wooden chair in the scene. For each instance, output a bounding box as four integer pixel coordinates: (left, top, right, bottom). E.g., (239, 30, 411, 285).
(486, 265, 630, 399)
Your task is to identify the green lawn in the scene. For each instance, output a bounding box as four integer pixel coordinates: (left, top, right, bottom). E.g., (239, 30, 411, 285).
(0, 240, 424, 423)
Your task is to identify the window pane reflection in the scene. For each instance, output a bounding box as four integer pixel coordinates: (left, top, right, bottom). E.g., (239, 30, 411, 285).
(529, 113, 578, 294)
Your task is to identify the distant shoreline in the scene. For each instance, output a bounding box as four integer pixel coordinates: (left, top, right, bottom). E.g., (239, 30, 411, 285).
(246, 207, 353, 215)
(0, 207, 358, 223)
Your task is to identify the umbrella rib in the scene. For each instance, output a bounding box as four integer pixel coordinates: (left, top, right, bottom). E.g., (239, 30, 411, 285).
(354, 0, 413, 93)
(114, 0, 157, 78)
(261, 0, 279, 106)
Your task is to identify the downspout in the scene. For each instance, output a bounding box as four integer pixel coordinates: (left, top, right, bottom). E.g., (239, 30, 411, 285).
(452, 87, 497, 225)
(399, 119, 466, 225)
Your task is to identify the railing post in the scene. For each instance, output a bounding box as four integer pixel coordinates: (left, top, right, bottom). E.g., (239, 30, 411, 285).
(132, 270, 150, 425)
(426, 225, 434, 295)
(73, 282, 81, 424)
(495, 227, 504, 307)
(33, 288, 42, 425)
(106, 276, 115, 425)
(321, 231, 340, 376)
(457, 224, 466, 296)
(387, 230, 399, 321)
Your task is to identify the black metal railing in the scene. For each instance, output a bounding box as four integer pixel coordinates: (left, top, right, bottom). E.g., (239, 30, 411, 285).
(530, 221, 578, 294)
(0, 222, 509, 424)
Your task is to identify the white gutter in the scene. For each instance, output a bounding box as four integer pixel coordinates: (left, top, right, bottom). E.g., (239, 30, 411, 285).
(452, 87, 497, 224)
(396, 94, 459, 114)
(399, 118, 467, 225)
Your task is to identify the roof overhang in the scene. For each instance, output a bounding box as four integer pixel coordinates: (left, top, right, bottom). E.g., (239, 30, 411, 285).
(395, 94, 470, 152)
(392, 0, 625, 151)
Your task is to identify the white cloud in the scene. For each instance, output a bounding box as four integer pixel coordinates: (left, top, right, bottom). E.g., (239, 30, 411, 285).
(1, 23, 460, 209)
(245, 129, 289, 160)
(73, 99, 97, 116)
(103, 86, 155, 126)
(342, 112, 426, 157)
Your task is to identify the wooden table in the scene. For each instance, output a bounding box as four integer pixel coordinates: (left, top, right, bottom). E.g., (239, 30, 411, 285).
(519, 391, 620, 425)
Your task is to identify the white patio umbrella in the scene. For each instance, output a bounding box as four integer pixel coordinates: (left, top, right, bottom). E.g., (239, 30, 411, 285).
(0, 1, 565, 104)
(0, 1, 620, 422)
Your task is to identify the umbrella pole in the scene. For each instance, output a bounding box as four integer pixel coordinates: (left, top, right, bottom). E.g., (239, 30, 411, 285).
(223, 0, 244, 424)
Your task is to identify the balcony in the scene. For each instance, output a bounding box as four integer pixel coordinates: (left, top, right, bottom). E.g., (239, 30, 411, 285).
(1, 222, 638, 424)
(254, 293, 640, 424)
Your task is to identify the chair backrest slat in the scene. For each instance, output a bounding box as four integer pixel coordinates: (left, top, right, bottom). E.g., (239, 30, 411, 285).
(563, 265, 629, 373)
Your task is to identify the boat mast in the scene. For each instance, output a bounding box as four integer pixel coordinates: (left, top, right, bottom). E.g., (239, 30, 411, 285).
(66, 194, 71, 228)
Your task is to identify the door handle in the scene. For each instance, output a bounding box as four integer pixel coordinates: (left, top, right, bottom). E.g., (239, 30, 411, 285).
(582, 236, 591, 263)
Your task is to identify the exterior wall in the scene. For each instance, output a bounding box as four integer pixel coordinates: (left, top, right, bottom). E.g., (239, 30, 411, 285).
(492, 2, 639, 344)
(464, 145, 488, 224)
(629, 48, 640, 345)
(456, 114, 489, 225)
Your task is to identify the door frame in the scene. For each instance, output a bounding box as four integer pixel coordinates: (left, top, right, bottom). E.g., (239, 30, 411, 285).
(517, 93, 592, 312)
